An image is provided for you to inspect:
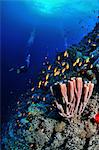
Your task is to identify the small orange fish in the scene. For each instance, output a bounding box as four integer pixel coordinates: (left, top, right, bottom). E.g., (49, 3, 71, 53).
(48, 65, 51, 70)
(44, 81, 48, 86)
(76, 58, 80, 64)
(84, 64, 88, 67)
(31, 88, 34, 92)
(46, 74, 49, 80)
(73, 58, 80, 66)
(38, 81, 42, 88)
(64, 75, 66, 79)
(54, 68, 58, 73)
(85, 57, 90, 63)
(64, 51, 68, 57)
(65, 63, 69, 70)
(62, 62, 66, 66)
(54, 70, 60, 76)
(62, 68, 66, 73)
(73, 62, 76, 67)
(58, 56, 60, 61)
(78, 62, 82, 66)
(90, 64, 93, 69)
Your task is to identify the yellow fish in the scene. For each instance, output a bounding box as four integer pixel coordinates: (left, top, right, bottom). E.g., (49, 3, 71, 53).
(54, 67, 58, 73)
(54, 73, 56, 76)
(76, 58, 80, 64)
(73, 58, 80, 66)
(92, 43, 96, 47)
(58, 56, 60, 61)
(46, 74, 49, 80)
(85, 57, 90, 63)
(54, 70, 60, 76)
(88, 39, 91, 43)
(90, 64, 93, 69)
(73, 62, 76, 67)
(62, 62, 66, 66)
(78, 62, 82, 67)
(64, 51, 68, 57)
(84, 64, 88, 67)
(62, 68, 66, 73)
(64, 75, 66, 79)
(44, 81, 48, 86)
(28, 112, 31, 115)
(38, 81, 42, 88)
(48, 65, 51, 70)
(56, 70, 60, 75)
(65, 63, 69, 70)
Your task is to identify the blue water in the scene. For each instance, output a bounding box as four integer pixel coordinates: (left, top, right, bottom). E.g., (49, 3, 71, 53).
(1, 0, 99, 123)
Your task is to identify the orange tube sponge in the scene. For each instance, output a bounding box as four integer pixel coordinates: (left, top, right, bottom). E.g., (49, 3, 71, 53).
(51, 77, 94, 118)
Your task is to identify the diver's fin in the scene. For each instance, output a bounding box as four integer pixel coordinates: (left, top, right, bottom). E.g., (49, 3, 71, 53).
(17, 68, 20, 74)
(9, 68, 14, 72)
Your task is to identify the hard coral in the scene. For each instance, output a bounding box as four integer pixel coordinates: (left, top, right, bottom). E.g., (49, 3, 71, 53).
(51, 77, 94, 118)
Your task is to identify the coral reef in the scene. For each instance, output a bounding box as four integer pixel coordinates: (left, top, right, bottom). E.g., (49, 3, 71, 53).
(37, 23, 99, 92)
(1, 23, 99, 149)
(1, 94, 99, 150)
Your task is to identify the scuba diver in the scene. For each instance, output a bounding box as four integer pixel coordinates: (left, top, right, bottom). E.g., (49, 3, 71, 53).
(16, 53, 31, 74)
(9, 53, 31, 74)
(9, 29, 36, 74)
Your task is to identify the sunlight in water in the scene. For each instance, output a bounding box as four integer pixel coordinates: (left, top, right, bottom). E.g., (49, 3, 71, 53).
(31, 0, 66, 14)
(27, 0, 99, 16)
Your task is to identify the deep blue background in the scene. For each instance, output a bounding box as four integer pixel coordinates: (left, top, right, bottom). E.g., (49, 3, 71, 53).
(1, 0, 99, 124)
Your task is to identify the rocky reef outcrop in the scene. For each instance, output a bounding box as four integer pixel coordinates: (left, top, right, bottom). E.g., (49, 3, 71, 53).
(1, 23, 99, 150)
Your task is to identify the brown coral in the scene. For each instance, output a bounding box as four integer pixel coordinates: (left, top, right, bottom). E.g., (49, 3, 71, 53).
(51, 77, 94, 118)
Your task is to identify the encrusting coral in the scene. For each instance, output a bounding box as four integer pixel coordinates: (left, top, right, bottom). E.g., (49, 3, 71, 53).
(51, 77, 94, 118)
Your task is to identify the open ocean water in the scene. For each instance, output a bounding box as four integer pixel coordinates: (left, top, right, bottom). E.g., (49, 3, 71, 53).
(1, 1, 99, 149)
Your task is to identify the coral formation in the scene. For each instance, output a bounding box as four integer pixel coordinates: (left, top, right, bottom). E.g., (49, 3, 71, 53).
(1, 94, 99, 150)
(1, 23, 99, 149)
(51, 77, 94, 118)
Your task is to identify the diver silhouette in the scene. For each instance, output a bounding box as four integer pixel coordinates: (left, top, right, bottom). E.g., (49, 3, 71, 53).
(16, 53, 31, 74)
(9, 29, 36, 74)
